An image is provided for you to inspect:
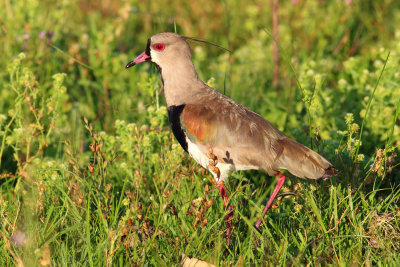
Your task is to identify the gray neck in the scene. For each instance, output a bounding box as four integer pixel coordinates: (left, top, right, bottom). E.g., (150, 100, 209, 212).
(161, 60, 205, 107)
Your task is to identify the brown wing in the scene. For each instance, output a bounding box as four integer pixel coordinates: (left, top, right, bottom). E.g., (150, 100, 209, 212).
(181, 89, 336, 179)
(181, 89, 282, 175)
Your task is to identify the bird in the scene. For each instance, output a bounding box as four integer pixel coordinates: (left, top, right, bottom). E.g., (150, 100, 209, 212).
(126, 32, 337, 245)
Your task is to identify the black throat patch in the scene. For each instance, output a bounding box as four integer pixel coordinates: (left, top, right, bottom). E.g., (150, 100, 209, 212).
(167, 105, 188, 153)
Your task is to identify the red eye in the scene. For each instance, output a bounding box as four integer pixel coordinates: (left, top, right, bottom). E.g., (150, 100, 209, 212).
(153, 43, 165, 51)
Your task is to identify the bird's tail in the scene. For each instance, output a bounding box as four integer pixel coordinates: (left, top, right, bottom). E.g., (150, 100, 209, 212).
(275, 138, 338, 180)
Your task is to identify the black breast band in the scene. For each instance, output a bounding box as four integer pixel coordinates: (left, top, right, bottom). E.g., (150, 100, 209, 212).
(167, 105, 188, 153)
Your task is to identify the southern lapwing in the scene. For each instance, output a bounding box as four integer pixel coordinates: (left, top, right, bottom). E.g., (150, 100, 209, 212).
(126, 32, 337, 245)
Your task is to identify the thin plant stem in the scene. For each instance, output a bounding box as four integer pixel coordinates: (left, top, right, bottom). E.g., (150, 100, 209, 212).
(354, 52, 390, 161)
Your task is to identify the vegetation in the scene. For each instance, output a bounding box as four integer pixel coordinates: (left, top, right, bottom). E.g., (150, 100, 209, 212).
(0, 0, 399, 265)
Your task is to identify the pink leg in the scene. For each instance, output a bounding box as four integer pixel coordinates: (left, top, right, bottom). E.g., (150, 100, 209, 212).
(254, 172, 286, 233)
(218, 183, 229, 204)
(219, 183, 234, 247)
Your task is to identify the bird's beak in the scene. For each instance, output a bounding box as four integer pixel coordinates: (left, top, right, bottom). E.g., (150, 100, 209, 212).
(125, 52, 150, 68)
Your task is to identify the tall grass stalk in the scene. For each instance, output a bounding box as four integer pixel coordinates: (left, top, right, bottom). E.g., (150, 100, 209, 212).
(354, 52, 390, 161)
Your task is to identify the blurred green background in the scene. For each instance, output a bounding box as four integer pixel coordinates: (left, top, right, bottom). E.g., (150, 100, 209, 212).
(2, 0, 400, 150)
(0, 0, 399, 265)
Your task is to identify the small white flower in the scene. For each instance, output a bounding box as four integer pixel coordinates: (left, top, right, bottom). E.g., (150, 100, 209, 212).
(120, 162, 128, 169)
(338, 79, 347, 87)
(47, 161, 55, 167)
(122, 198, 130, 206)
(0, 114, 6, 123)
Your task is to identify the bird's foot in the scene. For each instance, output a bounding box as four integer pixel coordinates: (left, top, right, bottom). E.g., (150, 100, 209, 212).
(253, 222, 262, 234)
(253, 234, 262, 248)
(252, 221, 263, 248)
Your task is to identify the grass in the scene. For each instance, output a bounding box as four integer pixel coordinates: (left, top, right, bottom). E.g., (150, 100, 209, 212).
(1, 0, 400, 265)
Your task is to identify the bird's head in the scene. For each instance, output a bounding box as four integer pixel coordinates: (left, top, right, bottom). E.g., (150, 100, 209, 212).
(125, 32, 192, 70)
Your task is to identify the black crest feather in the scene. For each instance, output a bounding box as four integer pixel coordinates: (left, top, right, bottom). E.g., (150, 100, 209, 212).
(182, 36, 231, 53)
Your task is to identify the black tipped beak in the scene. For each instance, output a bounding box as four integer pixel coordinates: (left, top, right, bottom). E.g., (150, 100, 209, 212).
(125, 61, 136, 69)
(125, 52, 151, 69)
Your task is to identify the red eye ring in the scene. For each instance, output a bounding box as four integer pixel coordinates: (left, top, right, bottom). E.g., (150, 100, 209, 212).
(153, 43, 165, 51)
